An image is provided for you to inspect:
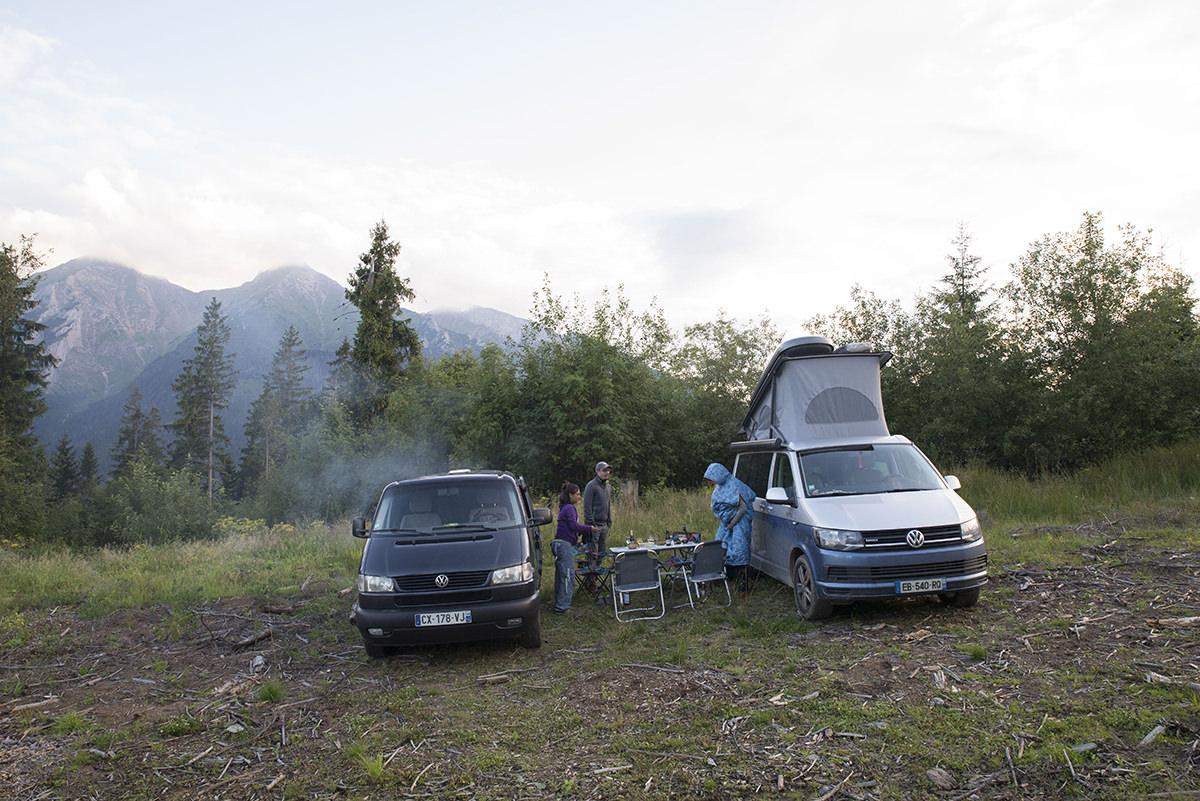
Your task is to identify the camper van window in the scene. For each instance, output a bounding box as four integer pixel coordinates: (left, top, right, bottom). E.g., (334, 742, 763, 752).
(735, 452, 772, 497)
(771, 453, 797, 502)
(800, 444, 945, 497)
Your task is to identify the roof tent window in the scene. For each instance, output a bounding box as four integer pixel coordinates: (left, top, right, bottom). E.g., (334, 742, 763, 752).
(805, 388, 879, 424)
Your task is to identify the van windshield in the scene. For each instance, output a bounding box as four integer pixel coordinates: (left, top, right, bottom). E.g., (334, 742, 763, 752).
(372, 480, 522, 533)
(799, 444, 947, 497)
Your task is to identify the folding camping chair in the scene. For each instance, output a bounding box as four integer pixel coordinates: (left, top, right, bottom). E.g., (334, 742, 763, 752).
(574, 543, 612, 603)
(680, 540, 732, 608)
(611, 549, 665, 622)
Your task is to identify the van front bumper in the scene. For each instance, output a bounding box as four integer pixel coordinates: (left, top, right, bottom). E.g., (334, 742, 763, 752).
(352, 586, 540, 646)
(816, 543, 988, 600)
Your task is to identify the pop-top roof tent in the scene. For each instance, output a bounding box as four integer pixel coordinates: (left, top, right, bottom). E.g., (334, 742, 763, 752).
(738, 336, 894, 450)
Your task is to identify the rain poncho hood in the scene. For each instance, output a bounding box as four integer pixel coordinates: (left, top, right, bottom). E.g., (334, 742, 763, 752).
(705, 463, 754, 566)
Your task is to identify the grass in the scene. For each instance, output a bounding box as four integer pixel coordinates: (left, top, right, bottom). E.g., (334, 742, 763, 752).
(0, 519, 362, 617)
(3, 444, 1200, 799)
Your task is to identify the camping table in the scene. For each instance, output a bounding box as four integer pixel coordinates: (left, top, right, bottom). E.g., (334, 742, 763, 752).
(610, 541, 700, 606)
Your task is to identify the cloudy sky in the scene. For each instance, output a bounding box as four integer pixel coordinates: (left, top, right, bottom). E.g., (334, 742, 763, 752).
(2, 1, 1198, 336)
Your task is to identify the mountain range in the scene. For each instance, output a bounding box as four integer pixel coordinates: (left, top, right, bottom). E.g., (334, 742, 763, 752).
(29, 259, 530, 471)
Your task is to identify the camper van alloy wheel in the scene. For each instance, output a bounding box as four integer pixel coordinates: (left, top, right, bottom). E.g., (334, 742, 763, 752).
(792, 555, 833, 620)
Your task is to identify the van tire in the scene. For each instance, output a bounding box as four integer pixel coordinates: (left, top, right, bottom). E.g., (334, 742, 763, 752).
(518, 611, 542, 649)
(363, 642, 390, 659)
(945, 587, 981, 608)
(792, 555, 833, 620)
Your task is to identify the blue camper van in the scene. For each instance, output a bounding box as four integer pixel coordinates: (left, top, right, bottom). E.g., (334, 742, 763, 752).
(731, 336, 988, 619)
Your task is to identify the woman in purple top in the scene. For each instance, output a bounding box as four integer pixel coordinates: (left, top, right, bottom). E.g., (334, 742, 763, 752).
(552, 482, 594, 613)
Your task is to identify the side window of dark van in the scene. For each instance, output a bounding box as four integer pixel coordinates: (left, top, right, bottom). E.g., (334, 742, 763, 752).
(771, 453, 796, 501)
(736, 452, 772, 497)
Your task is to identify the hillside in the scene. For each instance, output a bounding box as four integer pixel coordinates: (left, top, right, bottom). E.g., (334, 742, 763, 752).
(29, 259, 529, 469)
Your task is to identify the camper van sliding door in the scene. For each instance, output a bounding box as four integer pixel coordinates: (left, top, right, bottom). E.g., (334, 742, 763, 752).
(761, 452, 800, 584)
(737, 450, 793, 585)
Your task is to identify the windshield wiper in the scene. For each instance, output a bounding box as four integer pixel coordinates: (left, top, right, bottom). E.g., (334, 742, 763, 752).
(430, 522, 504, 532)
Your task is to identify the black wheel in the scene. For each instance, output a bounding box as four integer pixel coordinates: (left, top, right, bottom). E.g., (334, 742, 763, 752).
(792, 555, 833, 620)
(946, 586, 981, 608)
(363, 641, 390, 659)
(518, 609, 542, 649)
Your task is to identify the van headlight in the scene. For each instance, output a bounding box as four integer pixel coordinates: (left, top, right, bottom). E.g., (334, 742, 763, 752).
(357, 574, 395, 593)
(492, 563, 534, 585)
(960, 517, 983, 542)
(814, 527, 864, 550)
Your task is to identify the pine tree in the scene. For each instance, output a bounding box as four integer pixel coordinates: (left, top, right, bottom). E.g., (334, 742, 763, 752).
(49, 434, 81, 500)
(0, 235, 56, 446)
(170, 298, 238, 503)
(79, 442, 100, 491)
(240, 325, 313, 494)
(330, 219, 420, 421)
(112, 386, 166, 477)
(0, 235, 55, 540)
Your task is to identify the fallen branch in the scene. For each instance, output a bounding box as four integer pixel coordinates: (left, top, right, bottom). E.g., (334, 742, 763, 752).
(621, 663, 683, 674)
(11, 697, 59, 713)
(1146, 671, 1200, 693)
(235, 629, 273, 649)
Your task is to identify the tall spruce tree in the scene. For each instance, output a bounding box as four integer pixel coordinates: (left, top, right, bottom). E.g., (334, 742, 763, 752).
(0, 235, 56, 445)
(111, 386, 166, 477)
(49, 434, 81, 500)
(0, 235, 56, 539)
(170, 298, 238, 503)
(330, 219, 420, 421)
(240, 325, 313, 494)
(79, 442, 100, 492)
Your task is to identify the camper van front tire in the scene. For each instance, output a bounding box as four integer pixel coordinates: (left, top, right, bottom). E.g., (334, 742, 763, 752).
(792, 556, 833, 620)
(943, 587, 981, 608)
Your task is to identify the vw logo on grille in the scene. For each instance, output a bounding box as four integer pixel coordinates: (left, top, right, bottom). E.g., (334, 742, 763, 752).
(906, 529, 926, 548)
(434, 574, 450, 588)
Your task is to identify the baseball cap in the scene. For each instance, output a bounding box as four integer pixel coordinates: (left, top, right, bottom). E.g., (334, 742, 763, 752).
(596, 461, 610, 471)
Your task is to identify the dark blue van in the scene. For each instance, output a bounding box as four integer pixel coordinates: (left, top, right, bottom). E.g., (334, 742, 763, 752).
(350, 470, 552, 656)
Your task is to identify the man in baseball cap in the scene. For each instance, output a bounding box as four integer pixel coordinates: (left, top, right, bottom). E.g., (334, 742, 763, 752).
(583, 461, 613, 562)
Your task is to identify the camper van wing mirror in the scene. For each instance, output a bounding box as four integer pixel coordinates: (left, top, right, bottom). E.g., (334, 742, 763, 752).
(352, 517, 369, 538)
(943, 475, 962, 491)
(765, 486, 794, 506)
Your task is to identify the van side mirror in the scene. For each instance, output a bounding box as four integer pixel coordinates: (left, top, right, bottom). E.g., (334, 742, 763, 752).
(943, 475, 962, 491)
(765, 486, 794, 505)
(352, 517, 368, 538)
(530, 508, 553, 526)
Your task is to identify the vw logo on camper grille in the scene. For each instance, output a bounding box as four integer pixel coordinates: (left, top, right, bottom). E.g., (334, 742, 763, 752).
(434, 574, 450, 588)
(905, 529, 926, 549)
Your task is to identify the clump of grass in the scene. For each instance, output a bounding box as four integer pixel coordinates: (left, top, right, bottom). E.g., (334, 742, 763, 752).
(258, 680, 285, 703)
(157, 716, 202, 737)
(360, 753, 385, 781)
(957, 643, 987, 661)
(50, 710, 90, 735)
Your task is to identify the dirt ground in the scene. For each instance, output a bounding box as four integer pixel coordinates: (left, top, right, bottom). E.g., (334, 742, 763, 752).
(2, 525, 1199, 800)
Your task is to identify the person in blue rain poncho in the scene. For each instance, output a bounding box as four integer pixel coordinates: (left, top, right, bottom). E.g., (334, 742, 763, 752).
(704, 463, 755, 592)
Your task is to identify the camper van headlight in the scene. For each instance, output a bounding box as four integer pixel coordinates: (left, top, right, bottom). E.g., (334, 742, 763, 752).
(357, 574, 395, 593)
(492, 563, 534, 585)
(814, 527, 864, 550)
(960, 517, 983, 542)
